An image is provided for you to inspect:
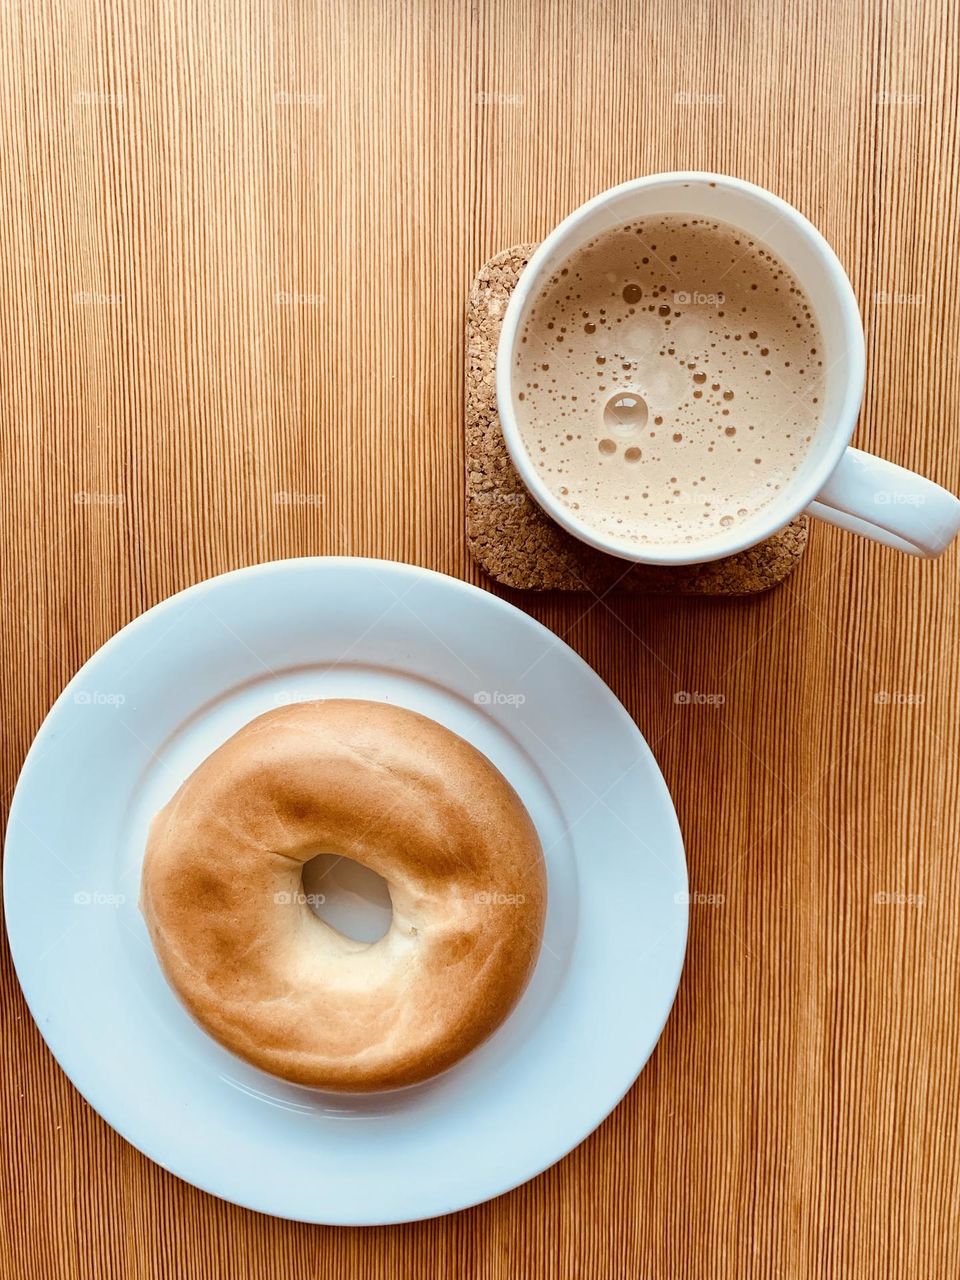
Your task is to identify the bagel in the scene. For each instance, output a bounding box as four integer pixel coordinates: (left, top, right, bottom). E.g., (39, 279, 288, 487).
(139, 699, 546, 1091)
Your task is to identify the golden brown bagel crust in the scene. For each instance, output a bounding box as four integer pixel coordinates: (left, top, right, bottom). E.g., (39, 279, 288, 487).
(140, 700, 546, 1091)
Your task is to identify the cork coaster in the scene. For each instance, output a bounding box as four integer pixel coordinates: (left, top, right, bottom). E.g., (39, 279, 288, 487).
(465, 245, 809, 594)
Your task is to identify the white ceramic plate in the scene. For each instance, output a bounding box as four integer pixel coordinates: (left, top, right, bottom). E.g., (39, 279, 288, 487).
(4, 558, 687, 1224)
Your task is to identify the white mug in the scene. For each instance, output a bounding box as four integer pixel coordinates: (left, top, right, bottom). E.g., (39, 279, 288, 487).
(496, 173, 960, 564)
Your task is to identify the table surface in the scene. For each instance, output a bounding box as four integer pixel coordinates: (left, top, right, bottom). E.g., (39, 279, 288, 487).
(2, 1, 958, 1276)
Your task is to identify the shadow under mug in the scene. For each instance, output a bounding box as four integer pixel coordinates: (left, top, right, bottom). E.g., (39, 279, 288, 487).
(496, 172, 960, 565)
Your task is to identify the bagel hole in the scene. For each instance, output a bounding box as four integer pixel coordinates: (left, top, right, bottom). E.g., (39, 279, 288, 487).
(300, 853, 393, 944)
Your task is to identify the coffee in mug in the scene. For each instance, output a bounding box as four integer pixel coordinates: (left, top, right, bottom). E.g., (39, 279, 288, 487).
(512, 215, 826, 547)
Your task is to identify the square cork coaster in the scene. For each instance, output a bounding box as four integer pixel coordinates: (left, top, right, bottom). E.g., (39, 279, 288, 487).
(465, 245, 809, 594)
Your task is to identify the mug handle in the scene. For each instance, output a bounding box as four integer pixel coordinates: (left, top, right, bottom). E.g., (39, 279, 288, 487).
(805, 447, 960, 558)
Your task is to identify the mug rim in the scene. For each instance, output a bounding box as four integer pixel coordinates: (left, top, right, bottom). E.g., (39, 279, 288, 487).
(494, 171, 867, 566)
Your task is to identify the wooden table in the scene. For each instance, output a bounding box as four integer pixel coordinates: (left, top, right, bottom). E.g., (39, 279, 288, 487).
(2, 1, 958, 1275)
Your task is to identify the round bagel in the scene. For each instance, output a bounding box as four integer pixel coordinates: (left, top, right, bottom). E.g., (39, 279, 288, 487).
(139, 699, 546, 1091)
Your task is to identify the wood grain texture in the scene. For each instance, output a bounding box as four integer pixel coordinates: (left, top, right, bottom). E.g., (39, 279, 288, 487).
(1, 0, 958, 1276)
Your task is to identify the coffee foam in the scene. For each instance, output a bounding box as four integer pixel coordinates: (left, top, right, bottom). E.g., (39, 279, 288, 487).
(512, 215, 826, 545)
